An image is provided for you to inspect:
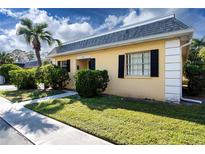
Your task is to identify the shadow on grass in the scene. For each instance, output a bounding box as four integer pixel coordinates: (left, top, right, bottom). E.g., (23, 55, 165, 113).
(26, 95, 205, 125)
(26, 98, 76, 115)
(0, 89, 64, 103)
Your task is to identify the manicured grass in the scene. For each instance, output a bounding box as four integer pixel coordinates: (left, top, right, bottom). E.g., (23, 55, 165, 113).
(0, 89, 65, 103)
(26, 95, 205, 144)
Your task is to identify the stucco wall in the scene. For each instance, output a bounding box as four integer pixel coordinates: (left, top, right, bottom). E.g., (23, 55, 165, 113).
(52, 39, 166, 101)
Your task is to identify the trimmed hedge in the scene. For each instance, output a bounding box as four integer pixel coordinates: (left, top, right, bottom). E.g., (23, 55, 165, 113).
(184, 63, 205, 95)
(0, 64, 22, 83)
(35, 64, 70, 89)
(9, 68, 37, 89)
(75, 70, 109, 97)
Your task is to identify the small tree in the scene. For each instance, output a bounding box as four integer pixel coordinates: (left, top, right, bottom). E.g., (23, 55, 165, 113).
(0, 52, 14, 65)
(35, 64, 70, 89)
(184, 64, 205, 95)
(0, 64, 22, 83)
(9, 68, 37, 89)
(184, 37, 205, 95)
(198, 47, 205, 62)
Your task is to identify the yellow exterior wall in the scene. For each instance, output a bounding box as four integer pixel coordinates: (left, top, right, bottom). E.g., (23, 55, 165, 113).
(52, 39, 166, 101)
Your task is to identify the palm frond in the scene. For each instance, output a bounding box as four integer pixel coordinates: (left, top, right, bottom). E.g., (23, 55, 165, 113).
(16, 26, 30, 35)
(54, 39, 62, 46)
(20, 18, 33, 29)
(34, 23, 48, 34)
(43, 38, 52, 46)
(16, 27, 33, 44)
(44, 30, 52, 35)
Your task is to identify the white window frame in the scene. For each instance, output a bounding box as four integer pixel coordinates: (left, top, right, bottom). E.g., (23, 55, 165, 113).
(126, 51, 151, 77)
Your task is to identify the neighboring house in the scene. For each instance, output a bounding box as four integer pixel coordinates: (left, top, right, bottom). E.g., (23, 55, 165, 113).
(48, 14, 193, 103)
(15, 60, 39, 68)
(23, 60, 39, 68)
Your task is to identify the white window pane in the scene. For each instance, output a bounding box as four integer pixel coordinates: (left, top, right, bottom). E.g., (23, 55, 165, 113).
(143, 53, 150, 63)
(144, 57, 149, 63)
(143, 52, 149, 57)
(144, 69, 150, 76)
(137, 71, 142, 76)
(136, 53, 142, 63)
(144, 64, 150, 70)
(137, 64, 142, 70)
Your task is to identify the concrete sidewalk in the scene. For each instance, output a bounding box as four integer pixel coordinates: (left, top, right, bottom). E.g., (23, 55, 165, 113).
(12, 90, 77, 110)
(0, 117, 32, 145)
(0, 92, 112, 145)
(0, 85, 17, 91)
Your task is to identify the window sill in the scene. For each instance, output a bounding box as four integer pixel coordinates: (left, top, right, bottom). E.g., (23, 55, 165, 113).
(124, 75, 152, 79)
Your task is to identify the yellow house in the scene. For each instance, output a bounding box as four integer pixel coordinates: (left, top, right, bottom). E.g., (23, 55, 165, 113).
(48, 14, 193, 103)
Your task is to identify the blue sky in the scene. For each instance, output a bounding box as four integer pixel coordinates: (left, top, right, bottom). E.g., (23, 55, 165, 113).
(0, 8, 205, 53)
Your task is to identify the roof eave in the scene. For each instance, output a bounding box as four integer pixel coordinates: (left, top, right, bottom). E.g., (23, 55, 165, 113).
(48, 28, 194, 58)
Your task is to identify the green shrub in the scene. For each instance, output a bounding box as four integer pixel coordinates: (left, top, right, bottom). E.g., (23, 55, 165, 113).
(42, 59, 51, 65)
(35, 64, 70, 89)
(9, 68, 37, 89)
(184, 63, 205, 95)
(0, 64, 22, 83)
(75, 70, 109, 97)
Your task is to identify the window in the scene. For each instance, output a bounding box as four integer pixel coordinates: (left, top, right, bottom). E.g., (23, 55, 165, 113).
(61, 61, 68, 70)
(58, 60, 70, 72)
(126, 51, 150, 76)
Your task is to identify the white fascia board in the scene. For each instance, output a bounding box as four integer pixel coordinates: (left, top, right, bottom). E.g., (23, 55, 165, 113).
(62, 14, 175, 45)
(48, 28, 194, 58)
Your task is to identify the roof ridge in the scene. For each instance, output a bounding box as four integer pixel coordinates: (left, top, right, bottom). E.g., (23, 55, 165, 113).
(62, 14, 175, 45)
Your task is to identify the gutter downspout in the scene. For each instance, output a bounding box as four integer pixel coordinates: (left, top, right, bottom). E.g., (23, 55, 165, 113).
(180, 40, 202, 104)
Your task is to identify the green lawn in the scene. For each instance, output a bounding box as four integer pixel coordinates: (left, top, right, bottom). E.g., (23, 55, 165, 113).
(0, 89, 65, 103)
(25, 95, 205, 144)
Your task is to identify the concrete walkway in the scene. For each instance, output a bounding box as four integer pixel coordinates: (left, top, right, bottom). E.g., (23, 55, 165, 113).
(0, 85, 17, 91)
(0, 117, 32, 145)
(12, 90, 77, 110)
(0, 92, 112, 145)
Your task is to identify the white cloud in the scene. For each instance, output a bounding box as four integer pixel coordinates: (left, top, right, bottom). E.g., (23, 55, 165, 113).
(0, 8, 94, 55)
(123, 10, 154, 26)
(122, 9, 174, 26)
(103, 15, 122, 30)
(93, 15, 124, 34)
(0, 8, 26, 18)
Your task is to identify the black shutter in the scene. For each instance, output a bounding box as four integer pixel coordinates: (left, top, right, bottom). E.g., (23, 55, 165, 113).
(57, 61, 61, 67)
(67, 60, 70, 72)
(118, 55, 125, 78)
(89, 58, 95, 70)
(151, 49, 159, 77)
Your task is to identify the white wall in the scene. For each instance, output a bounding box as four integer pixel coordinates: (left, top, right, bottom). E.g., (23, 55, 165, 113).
(165, 39, 181, 103)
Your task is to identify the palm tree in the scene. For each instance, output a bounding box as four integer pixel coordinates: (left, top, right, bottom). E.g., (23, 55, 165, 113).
(191, 38, 205, 51)
(17, 18, 61, 66)
(0, 52, 14, 65)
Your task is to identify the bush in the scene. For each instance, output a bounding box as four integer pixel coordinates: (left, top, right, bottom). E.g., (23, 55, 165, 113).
(75, 70, 109, 97)
(42, 59, 51, 65)
(0, 64, 22, 83)
(184, 63, 205, 95)
(9, 68, 37, 89)
(35, 64, 70, 89)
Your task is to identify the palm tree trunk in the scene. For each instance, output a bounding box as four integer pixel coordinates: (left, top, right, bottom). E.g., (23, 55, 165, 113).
(32, 39, 42, 66)
(34, 49, 42, 66)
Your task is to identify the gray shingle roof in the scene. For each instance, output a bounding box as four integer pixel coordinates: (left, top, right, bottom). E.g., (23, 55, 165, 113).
(49, 16, 191, 56)
(24, 60, 39, 68)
